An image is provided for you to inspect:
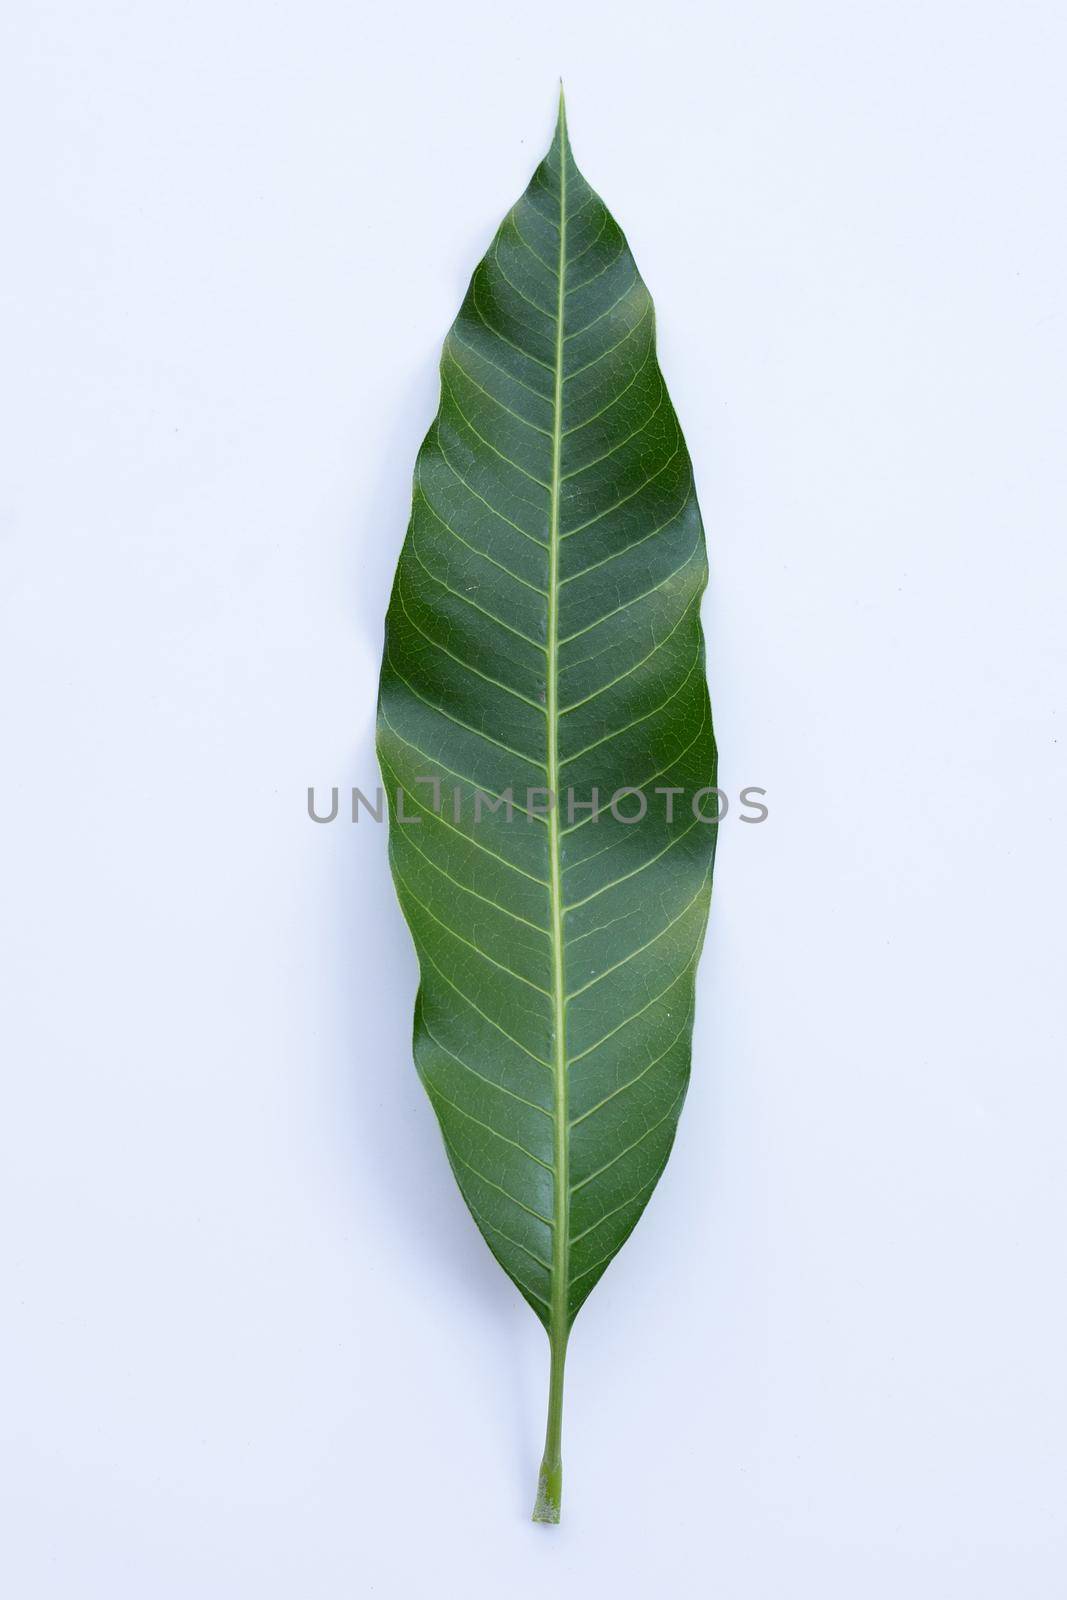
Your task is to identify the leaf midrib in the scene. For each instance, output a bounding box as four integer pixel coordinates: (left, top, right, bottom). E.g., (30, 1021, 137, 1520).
(545, 133, 570, 1343)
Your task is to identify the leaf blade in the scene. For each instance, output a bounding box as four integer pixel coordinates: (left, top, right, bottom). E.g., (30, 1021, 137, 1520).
(377, 95, 717, 1517)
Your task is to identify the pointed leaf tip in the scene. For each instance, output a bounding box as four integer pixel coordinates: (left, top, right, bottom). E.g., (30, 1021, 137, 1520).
(556, 82, 568, 145)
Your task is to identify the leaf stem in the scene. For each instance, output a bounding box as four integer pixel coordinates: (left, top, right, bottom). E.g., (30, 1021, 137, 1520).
(532, 1329, 568, 1523)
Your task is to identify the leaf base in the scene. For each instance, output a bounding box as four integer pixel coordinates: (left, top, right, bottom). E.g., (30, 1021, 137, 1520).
(531, 1458, 562, 1524)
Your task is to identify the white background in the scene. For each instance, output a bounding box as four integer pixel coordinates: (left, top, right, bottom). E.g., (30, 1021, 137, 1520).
(2, 1, 1065, 1594)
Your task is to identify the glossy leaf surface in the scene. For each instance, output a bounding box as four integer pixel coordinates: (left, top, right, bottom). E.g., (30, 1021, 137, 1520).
(377, 97, 717, 1520)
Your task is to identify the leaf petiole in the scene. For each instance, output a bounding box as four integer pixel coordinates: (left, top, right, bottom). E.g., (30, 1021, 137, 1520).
(532, 1328, 568, 1523)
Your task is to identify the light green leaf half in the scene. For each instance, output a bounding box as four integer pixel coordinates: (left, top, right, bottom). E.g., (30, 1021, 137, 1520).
(377, 93, 717, 1522)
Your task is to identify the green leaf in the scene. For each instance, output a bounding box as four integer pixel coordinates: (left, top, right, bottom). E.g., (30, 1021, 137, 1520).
(377, 92, 717, 1522)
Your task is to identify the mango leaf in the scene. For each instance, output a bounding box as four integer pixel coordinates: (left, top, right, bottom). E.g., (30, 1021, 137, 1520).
(377, 93, 717, 1522)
